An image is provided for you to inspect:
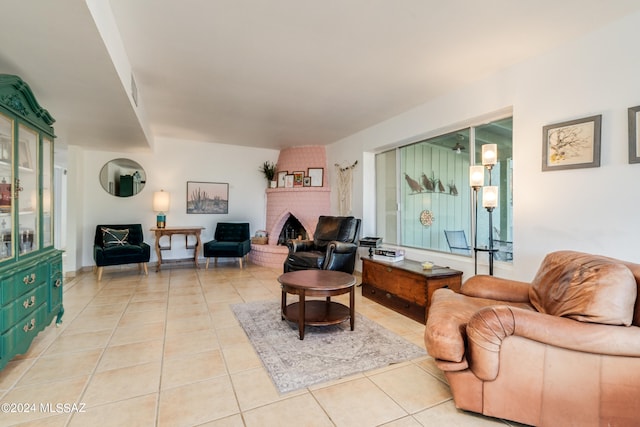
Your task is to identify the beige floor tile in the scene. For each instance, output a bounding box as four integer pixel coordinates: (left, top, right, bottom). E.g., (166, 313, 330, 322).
(158, 376, 239, 427)
(125, 300, 168, 313)
(312, 377, 408, 427)
(44, 329, 113, 356)
(215, 325, 249, 347)
(67, 393, 157, 427)
(242, 393, 334, 427)
(231, 367, 303, 411)
(412, 400, 506, 426)
(380, 416, 424, 427)
(0, 357, 36, 391)
(163, 329, 220, 359)
(165, 314, 213, 335)
(0, 376, 88, 425)
(221, 343, 262, 373)
(161, 349, 227, 389)
(415, 357, 449, 385)
(369, 364, 452, 414)
(10, 413, 71, 426)
(109, 320, 165, 345)
(82, 362, 161, 407)
(198, 413, 245, 427)
(18, 349, 102, 386)
(119, 307, 167, 326)
(62, 315, 120, 334)
(97, 339, 164, 372)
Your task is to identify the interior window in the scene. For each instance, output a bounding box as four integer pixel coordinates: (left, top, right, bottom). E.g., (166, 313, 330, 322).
(375, 117, 513, 261)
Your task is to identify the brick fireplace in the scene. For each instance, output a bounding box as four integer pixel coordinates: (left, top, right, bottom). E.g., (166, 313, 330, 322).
(249, 146, 331, 269)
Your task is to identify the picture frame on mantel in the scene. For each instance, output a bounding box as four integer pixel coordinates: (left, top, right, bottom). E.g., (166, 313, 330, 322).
(542, 115, 601, 171)
(293, 171, 304, 187)
(277, 171, 288, 188)
(308, 167, 324, 187)
(628, 105, 640, 163)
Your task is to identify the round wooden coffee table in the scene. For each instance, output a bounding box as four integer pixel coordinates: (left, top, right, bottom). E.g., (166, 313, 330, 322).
(278, 270, 357, 340)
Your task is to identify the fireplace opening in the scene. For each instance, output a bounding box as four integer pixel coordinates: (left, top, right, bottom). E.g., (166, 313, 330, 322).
(278, 215, 309, 245)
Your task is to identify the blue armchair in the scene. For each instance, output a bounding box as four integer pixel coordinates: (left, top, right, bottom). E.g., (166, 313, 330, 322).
(203, 222, 251, 268)
(93, 224, 151, 281)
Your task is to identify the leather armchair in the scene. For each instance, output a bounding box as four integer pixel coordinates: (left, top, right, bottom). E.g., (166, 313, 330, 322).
(93, 224, 151, 281)
(424, 251, 640, 426)
(203, 222, 251, 268)
(284, 215, 361, 274)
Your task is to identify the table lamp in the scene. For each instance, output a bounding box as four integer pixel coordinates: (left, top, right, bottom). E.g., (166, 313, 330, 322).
(153, 190, 170, 228)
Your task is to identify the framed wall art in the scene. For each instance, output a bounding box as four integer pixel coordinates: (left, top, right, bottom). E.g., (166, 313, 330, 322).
(308, 167, 324, 187)
(277, 171, 288, 187)
(303, 176, 311, 187)
(542, 115, 601, 171)
(284, 174, 294, 188)
(186, 181, 229, 214)
(293, 171, 304, 187)
(628, 105, 640, 163)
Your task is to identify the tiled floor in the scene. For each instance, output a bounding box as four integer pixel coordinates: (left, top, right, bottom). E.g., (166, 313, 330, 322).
(0, 262, 522, 427)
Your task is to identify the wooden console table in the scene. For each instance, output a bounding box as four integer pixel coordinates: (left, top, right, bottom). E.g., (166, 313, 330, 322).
(150, 226, 204, 271)
(361, 257, 462, 324)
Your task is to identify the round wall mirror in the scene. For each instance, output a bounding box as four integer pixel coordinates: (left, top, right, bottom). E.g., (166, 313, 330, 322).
(99, 158, 146, 197)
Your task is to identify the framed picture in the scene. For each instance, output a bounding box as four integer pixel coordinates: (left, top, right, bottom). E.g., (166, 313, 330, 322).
(284, 174, 294, 188)
(277, 171, 288, 187)
(542, 115, 601, 171)
(293, 171, 304, 187)
(303, 176, 311, 187)
(629, 105, 640, 163)
(186, 181, 229, 214)
(308, 167, 324, 187)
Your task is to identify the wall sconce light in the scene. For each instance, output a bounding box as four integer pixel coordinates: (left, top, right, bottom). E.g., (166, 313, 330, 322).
(153, 190, 170, 229)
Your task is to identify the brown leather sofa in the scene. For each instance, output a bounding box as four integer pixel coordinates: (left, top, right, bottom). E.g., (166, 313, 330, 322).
(425, 251, 640, 426)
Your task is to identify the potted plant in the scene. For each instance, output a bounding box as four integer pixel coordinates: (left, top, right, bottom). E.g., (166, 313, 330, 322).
(260, 161, 277, 188)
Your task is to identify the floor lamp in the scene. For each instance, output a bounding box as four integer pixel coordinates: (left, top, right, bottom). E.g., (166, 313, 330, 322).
(469, 144, 498, 276)
(469, 165, 484, 275)
(481, 144, 498, 276)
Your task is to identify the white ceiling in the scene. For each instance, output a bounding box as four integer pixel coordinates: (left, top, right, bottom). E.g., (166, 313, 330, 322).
(1, 0, 640, 153)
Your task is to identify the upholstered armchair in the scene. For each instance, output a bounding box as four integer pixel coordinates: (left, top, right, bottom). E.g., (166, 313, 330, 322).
(93, 224, 151, 281)
(284, 215, 361, 274)
(203, 222, 251, 268)
(424, 251, 640, 426)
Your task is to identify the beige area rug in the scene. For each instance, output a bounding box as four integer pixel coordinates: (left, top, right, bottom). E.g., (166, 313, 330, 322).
(231, 300, 426, 394)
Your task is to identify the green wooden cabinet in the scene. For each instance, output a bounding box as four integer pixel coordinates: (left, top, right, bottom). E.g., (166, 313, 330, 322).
(0, 74, 63, 370)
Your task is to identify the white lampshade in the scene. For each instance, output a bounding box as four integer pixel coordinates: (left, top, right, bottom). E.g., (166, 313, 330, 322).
(482, 144, 497, 166)
(482, 186, 498, 208)
(469, 165, 484, 188)
(153, 190, 170, 213)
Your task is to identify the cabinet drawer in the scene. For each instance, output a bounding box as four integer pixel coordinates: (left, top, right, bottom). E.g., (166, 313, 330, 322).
(362, 283, 426, 324)
(362, 262, 427, 305)
(0, 285, 47, 333)
(0, 263, 49, 305)
(0, 304, 48, 361)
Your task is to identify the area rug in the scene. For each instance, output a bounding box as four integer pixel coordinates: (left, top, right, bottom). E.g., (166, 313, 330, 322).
(231, 300, 426, 393)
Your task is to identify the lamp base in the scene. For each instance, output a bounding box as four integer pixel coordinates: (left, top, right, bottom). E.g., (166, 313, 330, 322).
(156, 214, 166, 229)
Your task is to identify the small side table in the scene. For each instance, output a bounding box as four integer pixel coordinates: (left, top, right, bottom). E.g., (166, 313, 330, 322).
(278, 270, 357, 340)
(151, 226, 204, 271)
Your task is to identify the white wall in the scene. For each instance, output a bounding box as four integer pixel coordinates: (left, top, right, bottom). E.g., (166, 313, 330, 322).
(72, 137, 278, 271)
(327, 10, 640, 281)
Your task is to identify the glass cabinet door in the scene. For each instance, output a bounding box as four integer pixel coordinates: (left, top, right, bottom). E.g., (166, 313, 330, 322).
(18, 123, 38, 255)
(0, 112, 12, 260)
(42, 138, 52, 247)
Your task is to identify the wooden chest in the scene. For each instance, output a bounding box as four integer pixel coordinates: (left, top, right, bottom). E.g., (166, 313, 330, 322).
(361, 257, 462, 324)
